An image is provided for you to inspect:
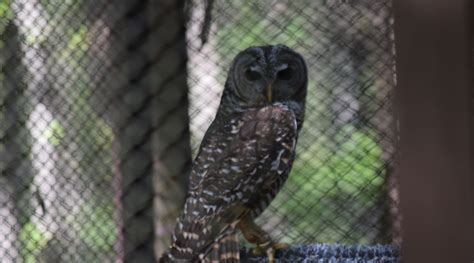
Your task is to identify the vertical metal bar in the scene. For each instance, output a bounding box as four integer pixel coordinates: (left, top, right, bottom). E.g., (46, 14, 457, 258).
(119, 1, 155, 262)
(147, 0, 191, 257)
(393, 0, 474, 262)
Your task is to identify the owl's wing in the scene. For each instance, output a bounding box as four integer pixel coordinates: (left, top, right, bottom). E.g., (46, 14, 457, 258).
(164, 104, 298, 262)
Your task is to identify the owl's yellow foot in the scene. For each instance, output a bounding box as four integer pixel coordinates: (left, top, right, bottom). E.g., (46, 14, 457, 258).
(272, 242, 289, 250)
(251, 242, 289, 262)
(238, 217, 290, 262)
(250, 243, 265, 256)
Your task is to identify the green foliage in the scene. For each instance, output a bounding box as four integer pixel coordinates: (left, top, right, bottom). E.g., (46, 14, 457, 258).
(61, 25, 89, 62)
(0, 0, 13, 38)
(76, 202, 117, 254)
(18, 221, 51, 263)
(0, 0, 11, 17)
(216, 3, 309, 55)
(77, 115, 116, 184)
(40, 0, 84, 21)
(328, 126, 384, 190)
(43, 119, 66, 146)
(272, 125, 384, 243)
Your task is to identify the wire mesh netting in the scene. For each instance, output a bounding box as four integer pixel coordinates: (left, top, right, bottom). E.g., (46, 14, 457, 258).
(0, 0, 399, 262)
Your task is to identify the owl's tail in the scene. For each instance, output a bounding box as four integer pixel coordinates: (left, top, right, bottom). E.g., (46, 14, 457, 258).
(204, 232, 240, 263)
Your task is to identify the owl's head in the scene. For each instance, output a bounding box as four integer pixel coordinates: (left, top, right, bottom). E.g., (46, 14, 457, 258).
(219, 44, 308, 128)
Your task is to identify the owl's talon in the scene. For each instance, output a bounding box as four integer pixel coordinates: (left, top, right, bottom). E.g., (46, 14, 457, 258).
(250, 241, 271, 256)
(267, 242, 289, 262)
(272, 242, 289, 251)
(251, 245, 265, 256)
(251, 242, 288, 262)
(266, 246, 275, 263)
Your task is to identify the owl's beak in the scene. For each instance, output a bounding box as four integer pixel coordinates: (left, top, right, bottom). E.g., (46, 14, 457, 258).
(265, 82, 273, 102)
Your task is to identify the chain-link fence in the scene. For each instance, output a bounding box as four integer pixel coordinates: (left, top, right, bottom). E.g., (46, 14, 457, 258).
(0, 0, 399, 262)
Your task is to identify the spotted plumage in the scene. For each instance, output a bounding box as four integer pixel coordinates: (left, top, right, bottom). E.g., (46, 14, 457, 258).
(160, 44, 307, 262)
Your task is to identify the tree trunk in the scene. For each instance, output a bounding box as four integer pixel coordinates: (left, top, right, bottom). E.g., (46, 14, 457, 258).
(110, 1, 189, 261)
(111, 1, 156, 260)
(0, 19, 34, 263)
(148, 0, 192, 257)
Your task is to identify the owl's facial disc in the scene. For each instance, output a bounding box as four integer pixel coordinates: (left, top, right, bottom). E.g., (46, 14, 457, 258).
(230, 45, 307, 108)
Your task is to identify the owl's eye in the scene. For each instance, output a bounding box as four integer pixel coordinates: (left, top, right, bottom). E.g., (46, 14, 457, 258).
(277, 67, 293, 80)
(244, 69, 262, 81)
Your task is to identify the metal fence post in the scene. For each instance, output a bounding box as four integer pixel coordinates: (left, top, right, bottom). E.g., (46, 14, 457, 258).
(394, 1, 474, 262)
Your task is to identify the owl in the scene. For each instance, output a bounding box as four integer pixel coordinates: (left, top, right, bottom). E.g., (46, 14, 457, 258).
(160, 44, 307, 262)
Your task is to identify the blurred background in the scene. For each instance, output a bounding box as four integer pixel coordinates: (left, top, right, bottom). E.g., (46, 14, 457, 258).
(0, 0, 400, 262)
